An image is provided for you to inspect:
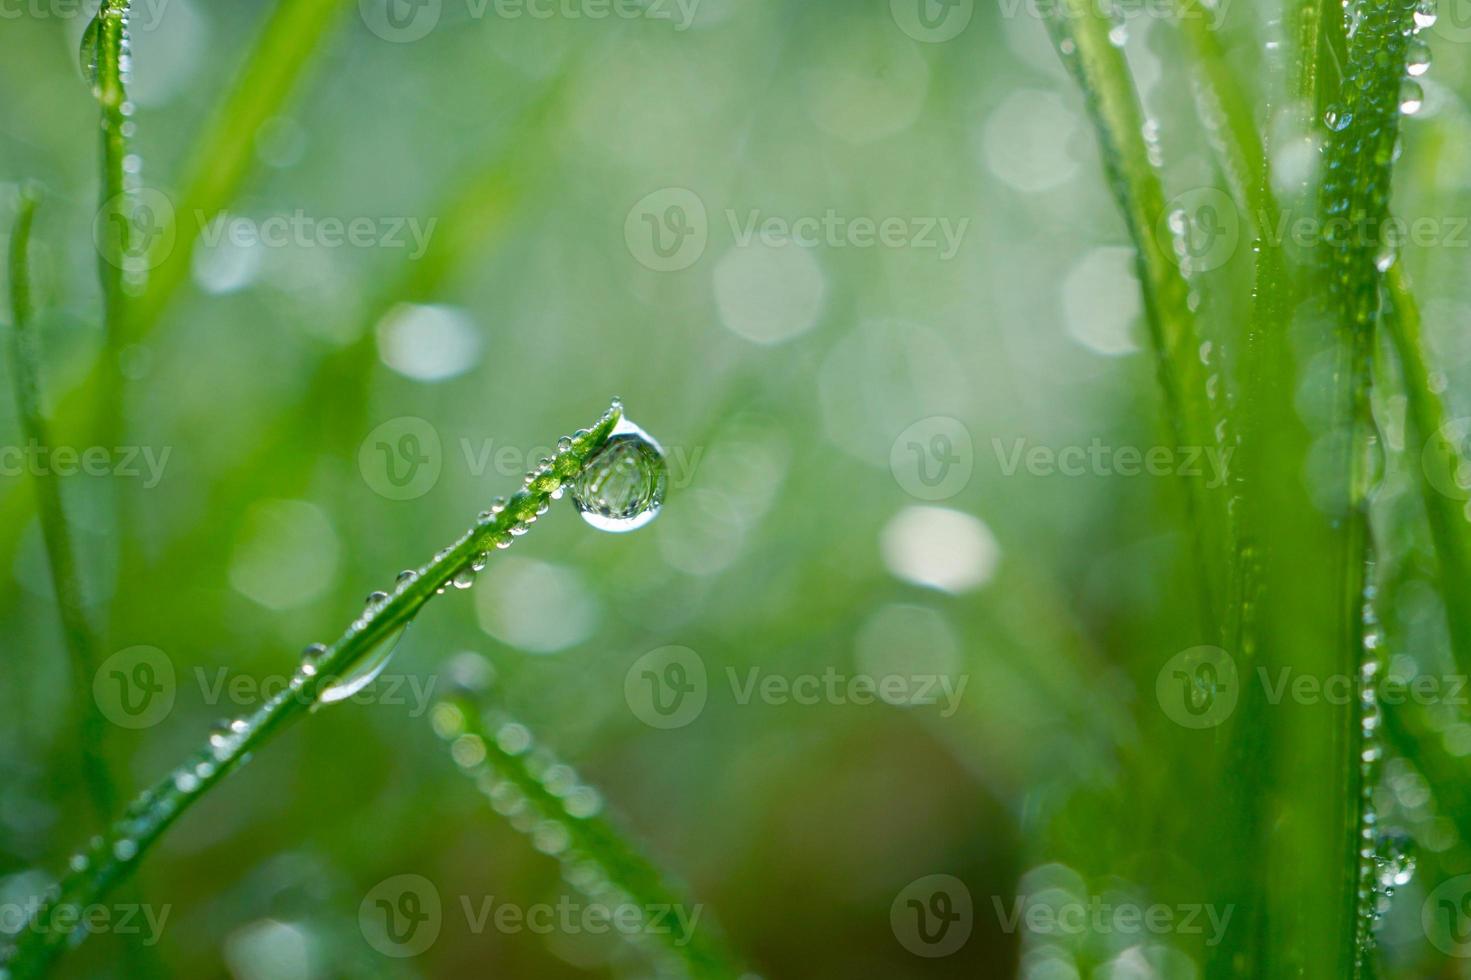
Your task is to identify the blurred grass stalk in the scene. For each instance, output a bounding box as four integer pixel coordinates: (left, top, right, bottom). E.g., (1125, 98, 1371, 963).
(434, 680, 746, 978)
(6, 188, 117, 824)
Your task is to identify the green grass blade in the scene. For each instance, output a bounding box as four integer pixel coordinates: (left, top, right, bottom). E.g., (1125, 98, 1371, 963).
(0, 402, 625, 978)
(1384, 267, 1471, 669)
(86, 0, 141, 455)
(1044, 1, 1224, 628)
(433, 671, 746, 978)
(6, 189, 117, 825)
(1313, 1, 1419, 972)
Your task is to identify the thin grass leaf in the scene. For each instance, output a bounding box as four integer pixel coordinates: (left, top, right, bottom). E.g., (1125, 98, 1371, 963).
(84, 0, 141, 455)
(432, 668, 746, 979)
(0, 401, 629, 978)
(1314, 1, 1422, 971)
(1044, 0, 1226, 630)
(1384, 267, 1471, 670)
(6, 189, 117, 824)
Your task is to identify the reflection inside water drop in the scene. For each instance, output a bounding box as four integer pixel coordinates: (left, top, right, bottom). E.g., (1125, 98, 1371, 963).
(318, 623, 410, 703)
(570, 419, 668, 533)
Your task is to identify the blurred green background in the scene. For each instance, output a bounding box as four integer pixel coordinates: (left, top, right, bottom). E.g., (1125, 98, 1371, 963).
(5, 0, 1471, 977)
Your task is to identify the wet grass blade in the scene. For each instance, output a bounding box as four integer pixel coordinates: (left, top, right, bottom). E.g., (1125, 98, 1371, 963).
(6, 189, 117, 824)
(1384, 267, 1471, 669)
(0, 402, 624, 978)
(1044, 1, 1224, 629)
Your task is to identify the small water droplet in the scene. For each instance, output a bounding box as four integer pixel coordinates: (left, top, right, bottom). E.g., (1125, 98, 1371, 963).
(300, 643, 328, 677)
(1399, 79, 1424, 115)
(113, 839, 138, 862)
(1413, 0, 1437, 29)
(569, 420, 668, 533)
(1325, 104, 1353, 131)
(1375, 829, 1416, 888)
(318, 624, 409, 704)
(1406, 36, 1432, 77)
(452, 568, 476, 590)
(78, 16, 102, 88)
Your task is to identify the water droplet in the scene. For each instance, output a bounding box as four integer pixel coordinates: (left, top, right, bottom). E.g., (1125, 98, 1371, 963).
(1325, 105, 1352, 131)
(1399, 79, 1424, 115)
(300, 642, 327, 677)
(1376, 830, 1416, 888)
(395, 569, 418, 585)
(1406, 36, 1432, 77)
(112, 839, 138, 862)
(570, 421, 668, 533)
(79, 16, 102, 88)
(532, 820, 570, 855)
(1413, 0, 1437, 29)
(496, 721, 532, 755)
(563, 785, 604, 819)
(318, 623, 409, 703)
(365, 590, 390, 608)
(452, 568, 476, 590)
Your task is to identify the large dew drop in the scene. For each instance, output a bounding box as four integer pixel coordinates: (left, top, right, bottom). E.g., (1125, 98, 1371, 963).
(569, 419, 668, 533)
(317, 623, 409, 704)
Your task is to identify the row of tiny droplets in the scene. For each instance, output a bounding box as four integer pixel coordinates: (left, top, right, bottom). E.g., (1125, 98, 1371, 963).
(431, 667, 699, 979)
(1353, 569, 1416, 967)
